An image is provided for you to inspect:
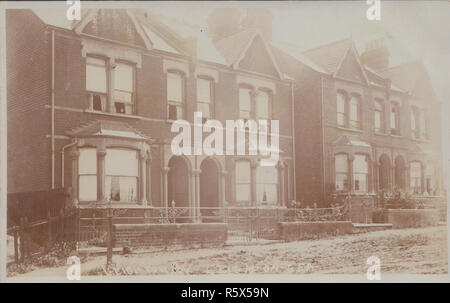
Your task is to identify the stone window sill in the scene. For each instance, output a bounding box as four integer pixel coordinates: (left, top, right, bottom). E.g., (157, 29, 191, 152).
(84, 109, 142, 120)
(336, 126, 363, 133)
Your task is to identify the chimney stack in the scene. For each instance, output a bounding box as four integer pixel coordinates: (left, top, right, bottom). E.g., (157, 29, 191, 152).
(360, 38, 390, 71)
(206, 8, 242, 42)
(241, 8, 274, 41)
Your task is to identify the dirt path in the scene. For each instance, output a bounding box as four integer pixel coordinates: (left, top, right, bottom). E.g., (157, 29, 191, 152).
(11, 226, 448, 277)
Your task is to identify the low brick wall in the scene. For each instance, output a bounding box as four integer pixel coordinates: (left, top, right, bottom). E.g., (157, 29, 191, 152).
(385, 209, 440, 229)
(113, 223, 228, 248)
(278, 221, 353, 241)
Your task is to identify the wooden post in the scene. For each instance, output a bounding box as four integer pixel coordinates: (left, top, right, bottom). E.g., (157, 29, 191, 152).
(106, 211, 113, 266)
(19, 217, 25, 262)
(47, 210, 52, 245)
(14, 231, 18, 263)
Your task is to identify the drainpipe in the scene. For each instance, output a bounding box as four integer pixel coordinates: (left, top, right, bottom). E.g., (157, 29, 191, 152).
(51, 29, 55, 189)
(61, 139, 77, 188)
(320, 76, 326, 202)
(290, 80, 297, 202)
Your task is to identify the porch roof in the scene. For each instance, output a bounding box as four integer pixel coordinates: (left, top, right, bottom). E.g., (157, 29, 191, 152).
(66, 120, 150, 141)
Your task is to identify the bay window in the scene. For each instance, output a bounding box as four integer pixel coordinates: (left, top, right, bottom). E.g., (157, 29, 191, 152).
(239, 87, 252, 120)
(113, 62, 135, 115)
(86, 57, 107, 111)
(256, 165, 278, 204)
(197, 77, 213, 120)
(335, 154, 348, 191)
(78, 148, 98, 201)
(353, 154, 368, 193)
(105, 149, 138, 202)
(167, 72, 184, 120)
(410, 161, 422, 194)
(235, 161, 251, 202)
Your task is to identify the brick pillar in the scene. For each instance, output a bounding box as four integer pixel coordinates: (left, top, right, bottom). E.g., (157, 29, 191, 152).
(97, 149, 107, 202)
(70, 150, 80, 206)
(139, 151, 148, 206)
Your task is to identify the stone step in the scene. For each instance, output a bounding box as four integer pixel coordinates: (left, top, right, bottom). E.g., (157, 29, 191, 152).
(352, 223, 393, 233)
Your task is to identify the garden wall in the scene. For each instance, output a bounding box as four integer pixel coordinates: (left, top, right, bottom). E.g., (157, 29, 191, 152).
(113, 223, 228, 248)
(278, 221, 353, 241)
(385, 209, 440, 228)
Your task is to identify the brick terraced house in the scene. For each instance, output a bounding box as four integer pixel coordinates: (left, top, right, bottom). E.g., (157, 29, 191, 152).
(6, 8, 444, 225)
(6, 8, 295, 218)
(273, 37, 444, 222)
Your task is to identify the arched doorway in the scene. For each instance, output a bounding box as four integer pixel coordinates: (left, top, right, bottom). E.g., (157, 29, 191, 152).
(394, 156, 406, 190)
(200, 158, 220, 221)
(379, 154, 391, 191)
(168, 156, 189, 209)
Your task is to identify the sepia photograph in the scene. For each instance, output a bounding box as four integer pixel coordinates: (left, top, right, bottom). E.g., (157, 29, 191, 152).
(0, 0, 449, 284)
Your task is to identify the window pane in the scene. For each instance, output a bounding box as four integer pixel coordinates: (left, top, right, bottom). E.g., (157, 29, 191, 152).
(354, 173, 367, 193)
(79, 148, 97, 175)
(336, 173, 348, 191)
(335, 154, 348, 173)
(375, 100, 383, 111)
(350, 97, 359, 122)
(257, 184, 277, 203)
(167, 73, 182, 102)
(411, 109, 416, 130)
(197, 102, 210, 118)
(105, 149, 138, 176)
(114, 63, 133, 92)
(256, 91, 269, 119)
(105, 176, 137, 202)
(257, 166, 278, 183)
(390, 106, 397, 129)
(236, 184, 250, 201)
(239, 88, 251, 111)
(86, 58, 107, 93)
(236, 161, 250, 183)
(197, 78, 211, 103)
(375, 111, 382, 131)
(353, 155, 368, 173)
(79, 175, 97, 201)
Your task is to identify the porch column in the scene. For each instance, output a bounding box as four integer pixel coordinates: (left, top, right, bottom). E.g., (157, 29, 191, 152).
(97, 149, 107, 202)
(367, 156, 373, 193)
(70, 150, 80, 207)
(162, 166, 169, 208)
(193, 169, 201, 222)
(251, 160, 258, 206)
(139, 151, 148, 206)
(348, 154, 354, 193)
(220, 170, 227, 208)
(146, 157, 152, 206)
(279, 162, 286, 206)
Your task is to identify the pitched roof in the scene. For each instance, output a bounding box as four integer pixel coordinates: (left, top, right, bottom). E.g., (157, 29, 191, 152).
(379, 61, 424, 93)
(67, 120, 149, 140)
(302, 38, 353, 74)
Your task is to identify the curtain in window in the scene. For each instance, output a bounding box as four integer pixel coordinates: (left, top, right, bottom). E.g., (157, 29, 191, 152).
(390, 103, 399, 131)
(353, 155, 368, 193)
(335, 154, 348, 191)
(235, 161, 251, 202)
(256, 166, 278, 204)
(105, 149, 138, 202)
(78, 148, 97, 201)
(349, 96, 360, 129)
(114, 62, 134, 114)
(374, 100, 383, 132)
(167, 72, 184, 119)
(86, 57, 107, 93)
